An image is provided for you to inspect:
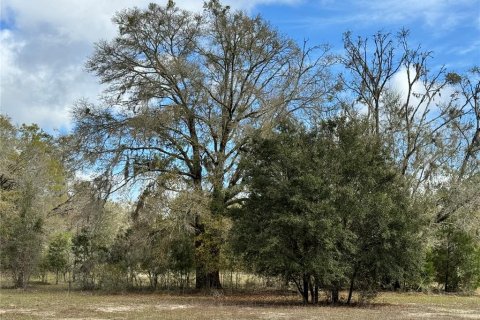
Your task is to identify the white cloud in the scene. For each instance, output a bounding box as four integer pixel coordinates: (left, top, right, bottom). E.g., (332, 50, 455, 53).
(388, 66, 456, 119)
(0, 30, 23, 78)
(0, 28, 100, 131)
(389, 67, 425, 105)
(0, 0, 302, 132)
(1, 0, 300, 43)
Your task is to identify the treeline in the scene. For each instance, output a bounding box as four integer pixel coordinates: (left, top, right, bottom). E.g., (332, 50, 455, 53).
(0, 0, 479, 304)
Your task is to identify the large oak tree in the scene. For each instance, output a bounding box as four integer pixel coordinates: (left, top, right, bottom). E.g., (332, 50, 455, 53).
(71, 0, 333, 288)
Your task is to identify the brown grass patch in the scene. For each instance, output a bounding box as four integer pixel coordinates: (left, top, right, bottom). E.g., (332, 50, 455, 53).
(0, 285, 478, 320)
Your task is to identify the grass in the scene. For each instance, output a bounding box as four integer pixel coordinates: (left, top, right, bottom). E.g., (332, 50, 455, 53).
(0, 283, 479, 319)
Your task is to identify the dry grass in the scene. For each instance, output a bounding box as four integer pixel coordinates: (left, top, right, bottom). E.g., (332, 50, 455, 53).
(0, 284, 479, 320)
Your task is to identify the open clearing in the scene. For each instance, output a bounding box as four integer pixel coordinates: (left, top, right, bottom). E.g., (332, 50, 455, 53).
(0, 285, 479, 320)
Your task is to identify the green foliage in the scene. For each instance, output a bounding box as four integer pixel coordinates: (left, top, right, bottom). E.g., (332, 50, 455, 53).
(0, 116, 67, 288)
(445, 72, 462, 85)
(430, 225, 480, 292)
(71, 228, 108, 289)
(232, 121, 336, 298)
(71, 0, 334, 288)
(47, 232, 72, 284)
(169, 233, 195, 275)
(97, 263, 130, 292)
(1, 9, 478, 297)
(0, 202, 44, 288)
(232, 118, 422, 303)
(103, 187, 198, 290)
(428, 174, 480, 292)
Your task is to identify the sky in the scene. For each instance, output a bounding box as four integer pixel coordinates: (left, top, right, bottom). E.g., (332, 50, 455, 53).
(1, 0, 479, 134)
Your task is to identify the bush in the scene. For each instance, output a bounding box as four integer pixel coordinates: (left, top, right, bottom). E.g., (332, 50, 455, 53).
(97, 264, 129, 291)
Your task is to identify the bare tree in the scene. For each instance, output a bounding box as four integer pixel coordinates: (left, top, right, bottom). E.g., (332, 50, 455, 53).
(342, 31, 476, 190)
(435, 68, 480, 223)
(342, 30, 479, 229)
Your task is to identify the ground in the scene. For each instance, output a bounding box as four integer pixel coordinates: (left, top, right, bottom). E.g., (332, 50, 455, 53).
(0, 285, 479, 320)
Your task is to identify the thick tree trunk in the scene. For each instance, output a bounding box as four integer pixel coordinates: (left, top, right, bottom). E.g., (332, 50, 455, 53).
(195, 267, 222, 289)
(194, 222, 222, 289)
(194, 178, 225, 290)
(15, 271, 28, 289)
(194, 220, 222, 289)
(208, 270, 222, 289)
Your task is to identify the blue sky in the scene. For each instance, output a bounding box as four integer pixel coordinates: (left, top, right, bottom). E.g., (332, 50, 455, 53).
(1, 0, 479, 133)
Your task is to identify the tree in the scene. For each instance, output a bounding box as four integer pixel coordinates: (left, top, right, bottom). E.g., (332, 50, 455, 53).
(341, 33, 479, 293)
(68, 187, 127, 289)
(71, 228, 97, 289)
(0, 116, 67, 288)
(232, 121, 341, 304)
(341, 31, 478, 195)
(324, 119, 422, 302)
(47, 232, 72, 284)
(448, 67, 480, 183)
(129, 183, 205, 289)
(429, 174, 480, 292)
(434, 68, 480, 223)
(232, 118, 421, 303)
(70, 0, 333, 288)
(431, 223, 480, 292)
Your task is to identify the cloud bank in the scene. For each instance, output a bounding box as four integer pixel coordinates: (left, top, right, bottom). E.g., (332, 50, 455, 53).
(0, 0, 477, 132)
(0, 0, 300, 131)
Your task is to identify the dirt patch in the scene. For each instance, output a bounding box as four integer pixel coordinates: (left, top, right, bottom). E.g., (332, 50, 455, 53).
(94, 304, 145, 313)
(260, 311, 291, 319)
(0, 308, 56, 318)
(0, 308, 35, 314)
(405, 308, 480, 319)
(406, 312, 480, 319)
(155, 303, 193, 310)
(54, 318, 110, 320)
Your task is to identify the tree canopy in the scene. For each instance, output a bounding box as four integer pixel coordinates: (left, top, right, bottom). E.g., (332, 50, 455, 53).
(0, 0, 478, 301)
(70, 0, 334, 288)
(232, 119, 422, 303)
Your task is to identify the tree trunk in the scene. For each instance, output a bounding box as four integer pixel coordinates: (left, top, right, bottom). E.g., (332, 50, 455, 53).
(309, 280, 315, 304)
(347, 270, 356, 304)
(314, 283, 319, 304)
(331, 287, 339, 304)
(445, 239, 451, 292)
(15, 271, 29, 289)
(195, 267, 222, 289)
(208, 270, 222, 289)
(152, 273, 158, 290)
(194, 189, 223, 290)
(302, 274, 309, 304)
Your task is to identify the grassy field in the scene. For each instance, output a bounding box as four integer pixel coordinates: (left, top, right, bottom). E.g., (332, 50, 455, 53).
(0, 284, 479, 320)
